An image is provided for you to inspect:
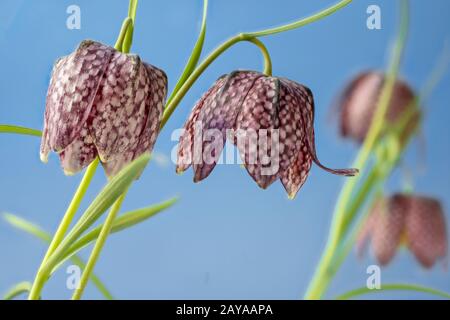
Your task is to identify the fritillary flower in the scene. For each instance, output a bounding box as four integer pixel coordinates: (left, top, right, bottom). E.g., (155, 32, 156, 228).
(40, 40, 167, 177)
(357, 194, 448, 268)
(176, 70, 357, 199)
(337, 71, 420, 144)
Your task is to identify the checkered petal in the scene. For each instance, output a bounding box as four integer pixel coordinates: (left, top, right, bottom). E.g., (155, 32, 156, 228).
(282, 78, 358, 177)
(372, 195, 406, 266)
(40, 40, 113, 162)
(102, 63, 167, 177)
(405, 196, 448, 268)
(236, 76, 281, 189)
(176, 75, 227, 174)
(192, 71, 263, 182)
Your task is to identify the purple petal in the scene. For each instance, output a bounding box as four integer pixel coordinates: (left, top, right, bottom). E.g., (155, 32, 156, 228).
(59, 124, 98, 175)
(90, 54, 149, 162)
(193, 71, 263, 182)
(41, 40, 114, 157)
(102, 63, 167, 177)
(284, 79, 358, 177)
(235, 76, 281, 189)
(280, 141, 312, 199)
(177, 77, 227, 174)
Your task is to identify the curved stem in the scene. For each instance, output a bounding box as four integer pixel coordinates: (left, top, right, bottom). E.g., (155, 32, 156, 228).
(305, 0, 409, 300)
(161, 34, 272, 129)
(71, 193, 126, 300)
(246, 38, 272, 76)
(336, 283, 450, 300)
(161, 0, 352, 129)
(245, 0, 352, 38)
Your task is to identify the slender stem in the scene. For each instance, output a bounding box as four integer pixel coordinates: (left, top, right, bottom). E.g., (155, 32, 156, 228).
(304, 0, 409, 300)
(161, 0, 352, 128)
(161, 35, 273, 128)
(69, 0, 138, 300)
(28, 159, 99, 300)
(71, 193, 126, 300)
(245, 0, 352, 37)
(246, 38, 272, 76)
(28, 0, 137, 300)
(336, 283, 450, 300)
(114, 17, 133, 50)
(165, 0, 209, 107)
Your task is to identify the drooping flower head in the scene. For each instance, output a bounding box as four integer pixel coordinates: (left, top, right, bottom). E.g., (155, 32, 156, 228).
(337, 71, 420, 144)
(176, 71, 357, 198)
(40, 40, 167, 177)
(357, 194, 448, 268)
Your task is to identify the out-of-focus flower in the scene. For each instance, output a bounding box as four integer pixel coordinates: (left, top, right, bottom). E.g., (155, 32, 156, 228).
(40, 40, 167, 177)
(176, 70, 357, 199)
(357, 194, 448, 268)
(337, 71, 420, 144)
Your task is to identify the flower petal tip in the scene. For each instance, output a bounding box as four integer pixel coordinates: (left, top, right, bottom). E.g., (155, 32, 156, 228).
(39, 153, 49, 164)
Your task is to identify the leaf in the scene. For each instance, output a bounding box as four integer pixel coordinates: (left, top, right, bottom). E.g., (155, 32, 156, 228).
(40, 153, 150, 279)
(2, 213, 114, 300)
(336, 283, 450, 300)
(3, 281, 32, 300)
(0, 124, 41, 137)
(165, 0, 208, 106)
(52, 197, 178, 271)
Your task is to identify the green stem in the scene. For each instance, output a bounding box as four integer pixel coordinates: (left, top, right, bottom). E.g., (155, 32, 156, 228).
(161, 0, 351, 129)
(27, 0, 137, 300)
(28, 159, 99, 300)
(69, 0, 138, 300)
(71, 193, 126, 300)
(160, 35, 270, 128)
(245, 0, 353, 38)
(336, 283, 450, 300)
(114, 17, 133, 50)
(304, 0, 409, 300)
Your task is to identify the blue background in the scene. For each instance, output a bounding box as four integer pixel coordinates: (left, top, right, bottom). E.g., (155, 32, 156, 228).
(0, 0, 449, 299)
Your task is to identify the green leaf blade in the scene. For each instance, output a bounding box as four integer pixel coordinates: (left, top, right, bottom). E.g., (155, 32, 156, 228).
(53, 196, 178, 273)
(0, 125, 41, 137)
(166, 0, 208, 106)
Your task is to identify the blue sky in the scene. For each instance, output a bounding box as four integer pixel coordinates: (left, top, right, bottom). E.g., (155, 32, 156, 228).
(0, 0, 449, 299)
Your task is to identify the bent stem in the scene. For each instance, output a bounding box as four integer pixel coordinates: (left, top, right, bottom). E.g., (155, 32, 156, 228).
(161, 0, 351, 128)
(305, 0, 409, 300)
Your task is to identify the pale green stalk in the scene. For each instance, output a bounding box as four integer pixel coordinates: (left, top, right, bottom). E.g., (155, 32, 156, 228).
(71, 194, 126, 300)
(305, 0, 409, 300)
(336, 283, 450, 300)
